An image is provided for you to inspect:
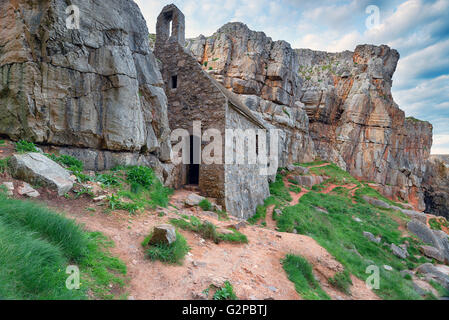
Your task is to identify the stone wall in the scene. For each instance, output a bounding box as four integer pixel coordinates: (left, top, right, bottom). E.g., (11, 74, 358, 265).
(225, 104, 270, 219)
(0, 0, 173, 183)
(155, 5, 227, 202)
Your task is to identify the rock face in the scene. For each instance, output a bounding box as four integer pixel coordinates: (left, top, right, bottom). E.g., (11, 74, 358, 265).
(0, 0, 172, 183)
(423, 155, 449, 219)
(9, 153, 74, 195)
(188, 23, 433, 210)
(187, 23, 316, 167)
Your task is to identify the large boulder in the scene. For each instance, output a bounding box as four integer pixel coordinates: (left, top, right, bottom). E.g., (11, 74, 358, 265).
(292, 175, 324, 188)
(0, 0, 172, 177)
(9, 153, 74, 195)
(416, 263, 449, 290)
(407, 220, 449, 263)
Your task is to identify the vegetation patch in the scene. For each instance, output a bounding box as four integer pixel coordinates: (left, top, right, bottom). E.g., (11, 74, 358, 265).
(328, 269, 352, 295)
(15, 140, 38, 153)
(276, 188, 427, 300)
(142, 231, 190, 265)
(0, 157, 9, 173)
(199, 198, 213, 211)
(170, 216, 248, 244)
(0, 194, 127, 300)
(282, 254, 330, 300)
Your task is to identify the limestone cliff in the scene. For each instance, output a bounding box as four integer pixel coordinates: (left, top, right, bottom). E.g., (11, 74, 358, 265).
(0, 0, 173, 184)
(424, 155, 449, 219)
(188, 22, 433, 210)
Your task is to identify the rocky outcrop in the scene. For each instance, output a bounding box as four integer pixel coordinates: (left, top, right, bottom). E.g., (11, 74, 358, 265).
(423, 155, 449, 218)
(0, 0, 173, 184)
(187, 23, 433, 210)
(187, 23, 316, 167)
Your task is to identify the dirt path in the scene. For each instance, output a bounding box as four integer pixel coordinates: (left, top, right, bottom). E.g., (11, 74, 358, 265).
(40, 188, 378, 301)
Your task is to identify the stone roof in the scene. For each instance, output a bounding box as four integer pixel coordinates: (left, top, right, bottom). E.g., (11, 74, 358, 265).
(206, 73, 266, 129)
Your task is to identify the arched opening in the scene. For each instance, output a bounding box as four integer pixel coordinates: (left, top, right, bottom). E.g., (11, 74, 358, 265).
(188, 135, 200, 185)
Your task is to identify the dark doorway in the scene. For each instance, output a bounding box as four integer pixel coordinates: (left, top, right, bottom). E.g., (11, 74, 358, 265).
(188, 135, 200, 185)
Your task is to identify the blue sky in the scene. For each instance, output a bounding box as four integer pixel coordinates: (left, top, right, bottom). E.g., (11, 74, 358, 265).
(134, 0, 449, 154)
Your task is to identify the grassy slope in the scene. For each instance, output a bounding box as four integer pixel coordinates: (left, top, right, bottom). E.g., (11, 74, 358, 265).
(272, 163, 434, 300)
(0, 193, 127, 300)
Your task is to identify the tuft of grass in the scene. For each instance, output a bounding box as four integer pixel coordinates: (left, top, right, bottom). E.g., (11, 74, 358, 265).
(170, 216, 247, 244)
(282, 254, 330, 300)
(127, 166, 156, 188)
(270, 174, 292, 202)
(0, 157, 9, 173)
(15, 140, 38, 153)
(143, 231, 190, 265)
(0, 194, 127, 300)
(199, 198, 213, 211)
(213, 281, 237, 300)
(328, 270, 352, 295)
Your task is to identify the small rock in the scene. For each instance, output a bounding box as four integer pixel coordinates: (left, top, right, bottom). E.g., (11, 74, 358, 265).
(314, 206, 328, 214)
(217, 228, 235, 235)
(227, 220, 248, 231)
(202, 211, 219, 219)
(363, 231, 381, 244)
(148, 224, 177, 245)
(128, 296, 135, 300)
(192, 292, 208, 300)
(18, 182, 40, 198)
(267, 286, 277, 292)
(391, 243, 409, 259)
(274, 209, 282, 217)
(184, 193, 206, 207)
(383, 265, 393, 271)
(352, 217, 362, 223)
(93, 195, 107, 202)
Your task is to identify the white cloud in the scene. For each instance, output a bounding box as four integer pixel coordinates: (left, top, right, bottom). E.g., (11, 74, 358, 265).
(432, 134, 449, 155)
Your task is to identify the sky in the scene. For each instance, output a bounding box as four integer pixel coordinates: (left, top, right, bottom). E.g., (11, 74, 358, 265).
(134, 0, 449, 154)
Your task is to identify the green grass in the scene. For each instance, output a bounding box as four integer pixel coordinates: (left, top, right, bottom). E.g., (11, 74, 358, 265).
(328, 270, 352, 295)
(282, 254, 330, 300)
(297, 160, 328, 167)
(428, 217, 448, 231)
(429, 280, 449, 297)
(15, 140, 38, 153)
(213, 281, 237, 300)
(143, 231, 189, 265)
(102, 166, 172, 213)
(0, 157, 9, 173)
(199, 198, 213, 211)
(309, 163, 360, 186)
(276, 190, 425, 300)
(355, 186, 403, 209)
(170, 216, 248, 244)
(0, 194, 126, 299)
(0, 139, 5, 146)
(270, 173, 292, 202)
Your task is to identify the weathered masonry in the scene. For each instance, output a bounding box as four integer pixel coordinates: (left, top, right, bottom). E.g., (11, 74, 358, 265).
(154, 4, 270, 219)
